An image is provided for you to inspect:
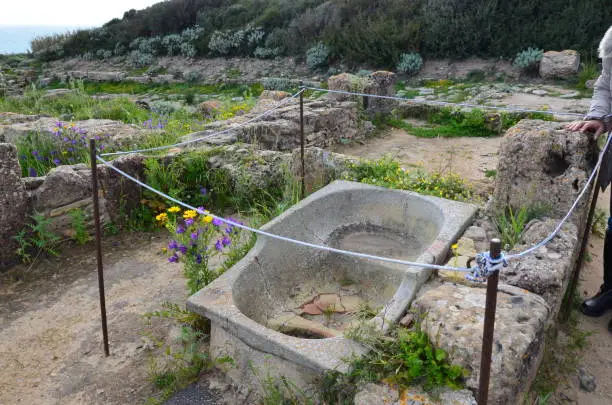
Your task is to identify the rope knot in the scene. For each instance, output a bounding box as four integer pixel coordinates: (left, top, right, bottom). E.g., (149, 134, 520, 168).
(465, 251, 508, 283)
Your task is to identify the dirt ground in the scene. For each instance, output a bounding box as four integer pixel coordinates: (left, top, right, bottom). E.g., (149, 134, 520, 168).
(332, 127, 502, 194)
(0, 232, 194, 405)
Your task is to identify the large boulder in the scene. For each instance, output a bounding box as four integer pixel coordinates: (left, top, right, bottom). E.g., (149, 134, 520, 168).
(539, 50, 580, 79)
(492, 120, 596, 220)
(289, 147, 355, 194)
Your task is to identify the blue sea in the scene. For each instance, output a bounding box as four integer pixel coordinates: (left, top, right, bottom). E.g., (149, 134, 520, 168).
(0, 25, 85, 54)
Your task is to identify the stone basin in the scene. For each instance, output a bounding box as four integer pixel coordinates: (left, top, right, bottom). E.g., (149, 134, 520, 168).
(187, 180, 476, 392)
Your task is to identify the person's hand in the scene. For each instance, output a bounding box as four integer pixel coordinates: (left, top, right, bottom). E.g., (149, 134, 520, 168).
(565, 120, 605, 139)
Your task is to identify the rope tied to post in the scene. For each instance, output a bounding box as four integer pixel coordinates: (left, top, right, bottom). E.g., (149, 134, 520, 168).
(466, 251, 508, 283)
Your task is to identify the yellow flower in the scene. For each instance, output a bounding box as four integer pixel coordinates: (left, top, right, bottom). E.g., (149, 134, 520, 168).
(155, 213, 168, 222)
(203, 215, 213, 223)
(168, 206, 181, 213)
(451, 243, 458, 250)
(183, 210, 197, 219)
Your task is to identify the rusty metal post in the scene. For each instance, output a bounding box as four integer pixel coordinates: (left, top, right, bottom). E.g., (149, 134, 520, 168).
(299, 81, 305, 199)
(90, 139, 110, 357)
(477, 238, 502, 405)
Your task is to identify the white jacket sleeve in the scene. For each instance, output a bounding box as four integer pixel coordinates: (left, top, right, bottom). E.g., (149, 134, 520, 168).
(587, 58, 612, 119)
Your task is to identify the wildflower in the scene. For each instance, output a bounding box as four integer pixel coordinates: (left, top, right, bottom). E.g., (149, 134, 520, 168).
(190, 232, 199, 241)
(212, 218, 223, 227)
(215, 240, 223, 251)
(156, 213, 168, 222)
(203, 215, 213, 223)
(32, 150, 39, 156)
(451, 243, 458, 250)
(168, 206, 181, 213)
(195, 254, 203, 264)
(222, 236, 231, 247)
(200, 187, 207, 195)
(168, 240, 179, 250)
(53, 159, 61, 165)
(168, 254, 179, 263)
(176, 225, 186, 234)
(183, 210, 197, 219)
(178, 244, 188, 254)
(28, 167, 37, 177)
(185, 218, 195, 226)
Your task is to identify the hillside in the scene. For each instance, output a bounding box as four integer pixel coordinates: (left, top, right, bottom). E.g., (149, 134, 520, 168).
(31, 0, 612, 69)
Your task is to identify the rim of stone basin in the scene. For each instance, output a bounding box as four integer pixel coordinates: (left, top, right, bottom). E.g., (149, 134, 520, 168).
(187, 180, 477, 373)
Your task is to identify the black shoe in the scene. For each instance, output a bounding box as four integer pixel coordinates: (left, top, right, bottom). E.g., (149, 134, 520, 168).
(582, 288, 612, 317)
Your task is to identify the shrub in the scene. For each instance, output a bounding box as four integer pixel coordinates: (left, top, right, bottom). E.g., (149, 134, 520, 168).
(261, 77, 293, 91)
(253, 47, 281, 59)
(162, 34, 183, 56)
(306, 42, 330, 71)
(185, 71, 201, 83)
(513, 47, 544, 73)
(397, 52, 423, 75)
(128, 50, 154, 67)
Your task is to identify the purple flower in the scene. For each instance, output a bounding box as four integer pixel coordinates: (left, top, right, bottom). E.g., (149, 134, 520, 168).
(222, 236, 231, 247)
(225, 227, 233, 234)
(196, 206, 206, 215)
(168, 254, 179, 263)
(190, 232, 199, 241)
(178, 244, 188, 254)
(63, 137, 69, 142)
(176, 225, 185, 234)
(71, 140, 77, 145)
(168, 240, 179, 250)
(55, 121, 62, 127)
(215, 240, 223, 251)
(200, 187, 207, 195)
(28, 167, 37, 177)
(53, 159, 61, 165)
(95, 135, 101, 140)
(212, 218, 223, 227)
(31, 150, 39, 156)
(195, 254, 202, 264)
(185, 218, 195, 226)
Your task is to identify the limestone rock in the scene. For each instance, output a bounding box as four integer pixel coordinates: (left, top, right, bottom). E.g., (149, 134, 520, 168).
(539, 50, 580, 79)
(578, 367, 596, 392)
(0, 143, 28, 270)
(353, 383, 400, 405)
(32, 166, 91, 211)
(260, 90, 291, 101)
(197, 100, 222, 118)
(412, 281, 549, 405)
(289, 147, 355, 194)
(492, 120, 596, 220)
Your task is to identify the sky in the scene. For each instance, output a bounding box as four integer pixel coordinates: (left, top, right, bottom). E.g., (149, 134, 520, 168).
(0, 0, 162, 53)
(0, 0, 161, 27)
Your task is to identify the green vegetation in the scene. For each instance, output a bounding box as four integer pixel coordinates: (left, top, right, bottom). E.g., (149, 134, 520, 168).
(513, 47, 544, 75)
(494, 204, 550, 250)
(592, 208, 607, 238)
(320, 322, 467, 403)
(14, 213, 61, 264)
(386, 106, 554, 139)
(346, 157, 473, 202)
(143, 323, 210, 405)
(69, 208, 91, 245)
(30, 0, 612, 68)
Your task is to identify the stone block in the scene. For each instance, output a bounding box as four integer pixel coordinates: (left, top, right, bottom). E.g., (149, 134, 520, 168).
(0, 143, 28, 270)
(412, 282, 549, 405)
(539, 50, 580, 79)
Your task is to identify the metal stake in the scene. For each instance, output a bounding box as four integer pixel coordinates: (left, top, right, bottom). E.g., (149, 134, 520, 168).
(477, 238, 502, 405)
(90, 139, 110, 357)
(299, 81, 305, 199)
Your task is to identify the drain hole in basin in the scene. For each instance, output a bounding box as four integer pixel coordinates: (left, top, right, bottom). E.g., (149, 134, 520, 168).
(329, 223, 425, 260)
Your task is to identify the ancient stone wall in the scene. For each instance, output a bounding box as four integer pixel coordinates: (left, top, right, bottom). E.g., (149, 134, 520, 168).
(0, 144, 28, 270)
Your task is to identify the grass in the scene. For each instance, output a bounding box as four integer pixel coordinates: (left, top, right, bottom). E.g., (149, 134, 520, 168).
(345, 157, 474, 202)
(494, 204, 551, 250)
